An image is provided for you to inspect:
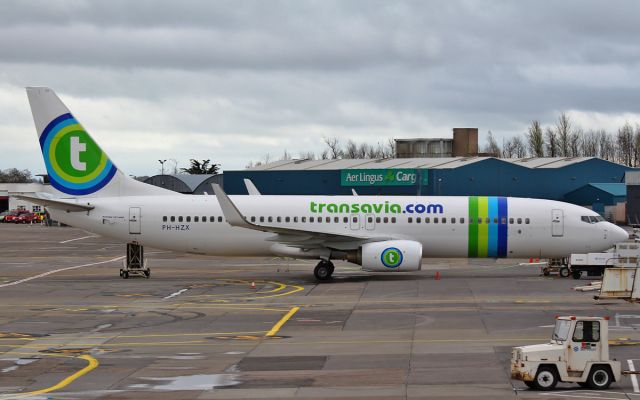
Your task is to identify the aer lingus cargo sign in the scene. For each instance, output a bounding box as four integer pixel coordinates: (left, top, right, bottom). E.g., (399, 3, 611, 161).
(340, 169, 427, 186)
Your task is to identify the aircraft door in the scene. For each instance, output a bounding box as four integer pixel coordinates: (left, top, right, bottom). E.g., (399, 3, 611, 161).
(350, 214, 360, 230)
(365, 214, 375, 230)
(551, 209, 564, 237)
(129, 207, 141, 234)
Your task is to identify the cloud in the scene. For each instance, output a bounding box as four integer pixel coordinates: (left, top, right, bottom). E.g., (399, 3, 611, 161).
(1, 0, 640, 175)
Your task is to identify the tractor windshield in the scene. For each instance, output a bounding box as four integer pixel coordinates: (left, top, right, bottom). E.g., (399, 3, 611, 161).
(552, 319, 571, 342)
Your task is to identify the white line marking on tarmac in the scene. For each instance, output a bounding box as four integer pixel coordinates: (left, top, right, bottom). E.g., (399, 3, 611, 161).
(59, 235, 97, 244)
(629, 359, 640, 393)
(163, 289, 188, 300)
(0, 256, 124, 288)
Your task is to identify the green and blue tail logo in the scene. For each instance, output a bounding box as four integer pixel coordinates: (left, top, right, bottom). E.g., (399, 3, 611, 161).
(39, 113, 117, 195)
(381, 247, 403, 268)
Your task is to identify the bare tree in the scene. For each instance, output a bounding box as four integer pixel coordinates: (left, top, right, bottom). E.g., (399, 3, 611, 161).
(323, 136, 342, 159)
(545, 127, 558, 157)
(555, 112, 572, 157)
(597, 130, 615, 161)
(344, 140, 359, 159)
(298, 151, 316, 160)
(634, 124, 640, 166)
(483, 131, 501, 157)
(580, 129, 599, 157)
(568, 127, 581, 157)
(616, 122, 634, 166)
(0, 168, 34, 183)
(526, 120, 545, 157)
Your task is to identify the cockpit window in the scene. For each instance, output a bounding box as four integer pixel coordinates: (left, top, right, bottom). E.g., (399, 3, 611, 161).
(581, 215, 605, 224)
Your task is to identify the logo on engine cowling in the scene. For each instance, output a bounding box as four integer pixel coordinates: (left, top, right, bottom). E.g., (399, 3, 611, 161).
(381, 247, 403, 268)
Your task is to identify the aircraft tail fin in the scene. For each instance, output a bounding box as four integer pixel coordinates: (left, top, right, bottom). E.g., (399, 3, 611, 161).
(26, 87, 172, 198)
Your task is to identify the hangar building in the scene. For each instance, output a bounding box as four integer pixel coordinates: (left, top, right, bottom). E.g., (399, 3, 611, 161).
(223, 157, 634, 222)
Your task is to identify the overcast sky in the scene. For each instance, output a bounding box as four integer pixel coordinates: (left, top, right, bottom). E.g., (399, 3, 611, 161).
(2, 0, 640, 175)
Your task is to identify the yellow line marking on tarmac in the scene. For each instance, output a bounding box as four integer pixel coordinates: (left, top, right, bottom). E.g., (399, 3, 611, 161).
(266, 306, 300, 337)
(0, 352, 98, 399)
(0, 330, 270, 342)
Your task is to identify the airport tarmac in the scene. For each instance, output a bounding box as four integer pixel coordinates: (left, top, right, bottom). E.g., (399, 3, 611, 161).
(0, 224, 639, 399)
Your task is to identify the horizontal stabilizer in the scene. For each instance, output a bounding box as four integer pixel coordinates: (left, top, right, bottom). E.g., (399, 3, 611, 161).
(14, 194, 94, 212)
(244, 179, 261, 195)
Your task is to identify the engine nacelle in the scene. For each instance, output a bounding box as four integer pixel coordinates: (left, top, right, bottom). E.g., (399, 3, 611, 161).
(349, 240, 423, 272)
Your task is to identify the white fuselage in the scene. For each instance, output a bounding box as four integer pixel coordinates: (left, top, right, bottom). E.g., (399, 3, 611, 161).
(50, 195, 627, 259)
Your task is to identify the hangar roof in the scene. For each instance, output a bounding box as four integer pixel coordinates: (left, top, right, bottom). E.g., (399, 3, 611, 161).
(245, 157, 597, 171)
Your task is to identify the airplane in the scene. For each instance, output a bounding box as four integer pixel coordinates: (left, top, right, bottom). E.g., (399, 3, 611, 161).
(20, 87, 629, 281)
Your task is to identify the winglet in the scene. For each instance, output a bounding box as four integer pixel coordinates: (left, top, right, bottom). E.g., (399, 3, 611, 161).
(212, 184, 252, 228)
(351, 188, 358, 196)
(244, 179, 261, 195)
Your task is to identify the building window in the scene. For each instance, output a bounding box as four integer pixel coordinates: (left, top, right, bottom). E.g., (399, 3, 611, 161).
(32, 206, 42, 212)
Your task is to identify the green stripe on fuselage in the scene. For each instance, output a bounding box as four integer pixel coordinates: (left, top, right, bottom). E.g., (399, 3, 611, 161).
(477, 196, 489, 257)
(468, 196, 478, 257)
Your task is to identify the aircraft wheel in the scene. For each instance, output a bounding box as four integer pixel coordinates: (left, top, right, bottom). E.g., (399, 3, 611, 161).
(314, 261, 332, 281)
(542, 267, 550, 276)
(144, 270, 150, 278)
(122, 271, 129, 279)
(119, 269, 123, 278)
(572, 270, 582, 280)
(559, 267, 570, 278)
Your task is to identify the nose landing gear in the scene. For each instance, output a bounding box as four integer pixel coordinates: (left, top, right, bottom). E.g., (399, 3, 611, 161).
(314, 260, 335, 281)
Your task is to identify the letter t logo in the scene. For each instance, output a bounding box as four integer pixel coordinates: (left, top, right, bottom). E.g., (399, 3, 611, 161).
(70, 136, 86, 171)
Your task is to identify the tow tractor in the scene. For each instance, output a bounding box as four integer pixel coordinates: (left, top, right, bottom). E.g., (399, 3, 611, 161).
(511, 316, 639, 390)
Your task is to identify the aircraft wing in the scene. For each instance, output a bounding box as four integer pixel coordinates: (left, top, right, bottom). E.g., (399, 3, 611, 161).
(212, 184, 392, 250)
(14, 194, 94, 212)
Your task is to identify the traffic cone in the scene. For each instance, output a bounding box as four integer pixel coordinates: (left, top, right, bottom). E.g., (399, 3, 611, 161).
(250, 282, 256, 289)
(529, 258, 533, 263)
(435, 271, 441, 281)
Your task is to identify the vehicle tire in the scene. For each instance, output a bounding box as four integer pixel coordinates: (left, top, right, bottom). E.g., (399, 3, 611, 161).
(144, 270, 150, 278)
(559, 267, 570, 278)
(587, 365, 612, 390)
(542, 267, 550, 276)
(314, 262, 331, 281)
(577, 381, 589, 388)
(119, 269, 123, 278)
(122, 271, 129, 279)
(524, 381, 535, 389)
(533, 366, 559, 390)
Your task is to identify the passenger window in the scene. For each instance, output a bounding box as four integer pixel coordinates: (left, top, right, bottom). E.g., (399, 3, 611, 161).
(260, 216, 265, 223)
(318, 217, 322, 223)
(517, 218, 522, 224)
(408, 217, 413, 223)
(509, 218, 514, 224)
(493, 218, 498, 224)
(352, 216, 358, 223)
(343, 217, 348, 223)
(376, 217, 381, 223)
(210, 216, 215, 222)
(285, 217, 290, 223)
(525, 218, 530, 224)
(501, 217, 506, 225)
(194, 216, 199, 222)
(178, 216, 183, 222)
(163, 216, 167, 222)
(334, 217, 339, 223)
(425, 217, 430, 223)
(451, 217, 456, 224)
(202, 216, 206, 222)
(268, 217, 273, 223)
(326, 217, 330, 223)
(434, 218, 439, 224)
(391, 217, 396, 223)
(383, 217, 388, 223)
(460, 217, 465, 224)
(310, 217, 314, 222)
(251, 216, 256, 222)
(477, 218, 482, 224)
(170, 216, 175, 222)
(186, 216, 191, 222)
(416, 217, 422, 223)
(218, 216, 223, 222)
(368, 216, 373, 223)
(277, 217, 281, 223)
(485, 217, 490, 224)
(442, 218, 446, 224)
(469, 217, 474, 224)
(294, 217, 298, 223)
(302, 217, 307, 222)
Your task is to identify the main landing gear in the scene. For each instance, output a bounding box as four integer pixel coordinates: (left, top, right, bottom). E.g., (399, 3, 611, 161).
(119, 242, 150, 279)
(314, 260, 335, 281)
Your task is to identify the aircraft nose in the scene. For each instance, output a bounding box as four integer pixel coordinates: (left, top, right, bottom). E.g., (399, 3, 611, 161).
(610, 224, 629, 244)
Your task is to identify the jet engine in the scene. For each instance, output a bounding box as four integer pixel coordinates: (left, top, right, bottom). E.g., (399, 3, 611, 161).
(347, 240, 422, 272)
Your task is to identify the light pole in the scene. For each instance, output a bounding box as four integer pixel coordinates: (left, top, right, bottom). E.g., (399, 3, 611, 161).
(158, 159, 167, 175)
